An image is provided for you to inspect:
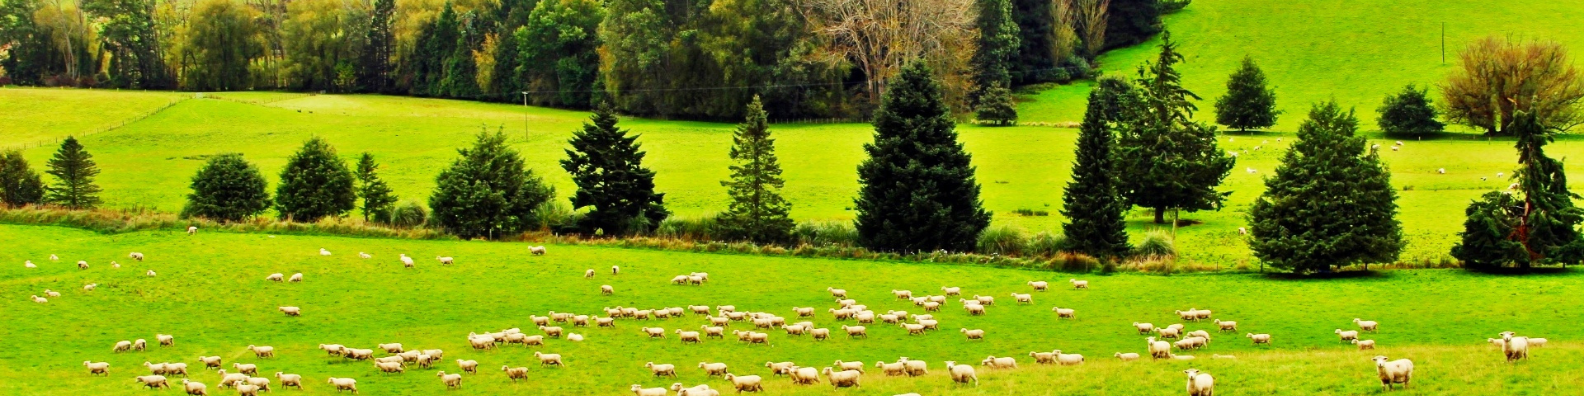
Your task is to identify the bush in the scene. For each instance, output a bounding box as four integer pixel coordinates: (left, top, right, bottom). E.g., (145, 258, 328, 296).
(656, 215, 720, 241)
(275, 137, 356, 222)
(1025, 231, 1068, 257)
(378, 201, 428, 228)
(1376, 84, 1445, 136)
(975, 225, 1027, 256)
(793, 220, 858, 247)
(181, 153, 270, 222)
(430, 129, 555, 239)
(1049, 252, 1099, 272)
(1135, 229, 1176, 257)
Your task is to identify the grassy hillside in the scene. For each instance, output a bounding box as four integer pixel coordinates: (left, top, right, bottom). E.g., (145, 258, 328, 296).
(2, 224, 1578, 395)
(0, 89, 183, 150)
(1018, 0, 1584, 129)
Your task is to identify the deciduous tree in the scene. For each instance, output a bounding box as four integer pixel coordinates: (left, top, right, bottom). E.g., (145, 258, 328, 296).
(0, 150, 46, 208)
(1442, 36, 1584, 135)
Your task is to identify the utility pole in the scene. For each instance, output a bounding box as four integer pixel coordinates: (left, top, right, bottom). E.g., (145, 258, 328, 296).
(521, 91, 530, 142)
(1441, 22, 1446, 65)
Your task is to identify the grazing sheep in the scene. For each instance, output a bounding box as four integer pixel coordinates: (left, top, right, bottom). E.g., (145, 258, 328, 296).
(877, 361, 907, 376)
(1148, 337, 1172, 360)
(1114, 352, 1140, 361)
(961, 328, 985, 339)
(358, 252, 372, 259)
(671, 275, 690, 285)
(130, 252, 145, 261)
(320, 248, 332, 256)
(84, 283, 97, 291)
(437, 371, 463, 389)
(274, 373, 303, 389)
(723, 374, 763, 393)
(288, 273, 302, 282)
(217, 371, 248, 388)
(78, 261, 89, 269)
(611, 265, 619, 275)
(326, 377, 358, 393)
(24, 260, 34, 268)
(84, 361, 110, 376)
(278, 306, 301, 316)
(456, 359, 479, 373)
(980, 356, 1016, 368)
(1246, 333, 1271, 345)
(146, 270, 156, 277)
(945, 361, 978, 385)
(568, 333, 584, 342)
(964, 304, 986, 316)
(134, 339, 147, 350)
(1353, 339, 1377, 350)
(1213, 319, 1237, 332)
(188, 226, 198, 235)
(113, 341, 133, 352)
(376, 360, 405, 373)
(1184, 369, 1214, 396)
(1354, 318, 1379, 332)
(436, 256, 453, 265)
(378, 343, 404, 353)
(1372, 356, 1413, 390)
(343, 348, 375, 360)
(1027, 280, 1048, 291)
(941, 286, 961, 295)
(534, 352, 563, 367)
(232, 363, 258, 375)
(585, 269, 596, 278)
(530, 246, 547, 255)
(247, 345, 274, 358)
(1069, 279, 1088, 289)
(901, 359, 928, 376)
(1029, 351, 1056, 364)
(181, 379, 207, 396)
(1052, 307, 1076, 319)
(699, 362, 729, 377)
(502, 366, 529, 381)
(602, 285, 614, 295)
(50, 254, 59, 261)
(822, 368, 861, 389)
(136, 375, 170, 389)
(235, 383, 259, 396)
(1336, 329, 1359, 343)
(266, 273, 284, 282)
(789, 367, 820, 385)
(632, 384, 668, 396)
(400, 254, 414, 268)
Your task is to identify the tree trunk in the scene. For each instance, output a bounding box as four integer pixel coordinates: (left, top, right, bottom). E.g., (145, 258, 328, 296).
(1153, 206, 1166, 224)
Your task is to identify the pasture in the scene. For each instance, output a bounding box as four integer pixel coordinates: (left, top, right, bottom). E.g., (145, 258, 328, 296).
(2, 224, 1581, 394)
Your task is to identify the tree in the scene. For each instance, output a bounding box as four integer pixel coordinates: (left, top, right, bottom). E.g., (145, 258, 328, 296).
(180, 0, 264, 90)
(974, 84, 1018, 125)
(1116, 30, 1234, 224)
(1376, 84, 1444, 136)
(561, 103, 669, 236)
(182, 153, 270, 222)
(0, 150, 47, 207)
(1074, 0, 1109, 58)
(1248, 101, 1404, 273)
(969, 0, 1019, 104)
(1442, 36, 1584, 135)
(0, 0, 49, 85)
(1009, 0, 1056, 83)
(515, 0, 604, 108)
(1060, 77, 1132, 258)
(429, 128, 555, 239)
(1214, 56, 1279, 132)
(84, 0, 170, 88)
(275, 137, 356, 221)
(357, 0, 395, 92)
(854, 60, 991, 252)
(1452, 112, 1584, 269)
(1103, 0, 1159, 49)
(717, 96, 794, 244)
(798, 0, 976, 104)
(44, 136, 102, 209)
(281, 0, 366, 92)
(355, 152, 398, 222)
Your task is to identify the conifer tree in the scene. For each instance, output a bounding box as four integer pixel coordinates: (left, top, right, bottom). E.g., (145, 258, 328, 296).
(182, 153, 270, 222)
(1061, 78, 1133, 258)
(1116, 30, 1235, 224)
(430, 128, 555, 238)
(355, 152, 398, 222)
(44, 137, 102, 209)
(718, 96, 794, 244)
(975, 84, 1019, 126)
(1248, 101, 1404, 273)
(0, 150, 46, 207)
(1376, 84, 1444, 136)
(562, 103, 669, 236)
(1214, 56, 1279, 132)
(970, 0, 1020, 103)
(275, 137, 356, 221)
(1452, 111, 1584, 269)
(854, 61, 991, 252)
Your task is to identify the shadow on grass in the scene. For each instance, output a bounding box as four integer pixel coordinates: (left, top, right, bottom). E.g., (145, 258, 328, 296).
(1258, 270, 1392, 281)
(1462, 266, 1579, 277)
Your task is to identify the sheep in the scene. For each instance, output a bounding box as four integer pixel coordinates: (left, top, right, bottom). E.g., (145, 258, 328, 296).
(49, 254, 58, 261)
(1187, 330, 1212, 342)
(1529, 338, 1549, 347)
(688, 275, 705, 285)
(243, 345, 274, 359)
(144, 361, 168, 375)
(278, 306, 301, 316)
(1054, 350, 1084, 365)
(765, 361, 795, 376)
(274, 373, 303, 389)
(975, 295, 995, 305)
(749, 332, 769, 344)
(288, 273, 303, 282)
(84, 361, 110, 375)
(1500, 332, 1529, 362)
(942, 286, 961, 295)
(1213, 319, 1237, 332)
(891, 289, 913, 299)
(811, 328, 831, 340)
(640, 327, 666, 339)
(1133, 322, 1156, 335)
(1052, 307, 1076, 319)
(232, 363, 258, 375)
(1069, 279, 1089, 289)
(1029, 351, 1055, 364)
(375, 356, 404, 365)
(1011, 293, 1033, 304)
(114, 340, 133, 352)
(1028, 280, 1049, 291)
(165, 362, 190, 376)
(78, 260, 89, 269)
(534, 352, 564, 367)
(840, 325, 867, 338)
(1353, 339, 1377, 350)
(641, 362, 678, 378)
(1174, 337, 1205, 350)
(792, 307, 815, 317)
(414, 353, 436, 367)
(980, 356, 1016, 368)
(602, 285, 614, 295)
(783, 324, 809, 336)
(146, 270, 156, 276)
(1176, 309, 1199, 321)
(877, 361, 907, 376)
(1184, 369, 1214, 396)
(611, 265, 619, 275)
(83, 283, 97, 291)
(901, 359, 928, 376)
(422, 349, 445, 360)
(1372, 356, 1414, 390)
(400, 254, 414, 268)
(917, 319, 940, 330)
(235, 383, 259, 396)
(359, 252, 372, 259)
(631, 384, 668, 396)
(789, 366, 820, 384)
(1246, 333, 1271, 345)
(540, 325, 565, 338)
(320, 248, 332, 256)
(376, 360, 405, 373)
(1157, 327, 1182, 339)
(502, 366, 529, 381)
(531, 315, 551, 326)
(829, 360, 864, 373)
(377, 343, 403, 353)
(530, 246, 547, 255)
(181, 379, 207, 396)
(455, 359, 479, 373)
(266, 273, 284, 282)
(900, 323, 927, 335)
(836, 298, 858, 308)
(326, 377, 358, 393)
(136, 375, 170, 389)
(695, 362, 729, 377)
(1114, 352, 1140, 361)
(923, 301, 942, 312)
(568, 333, 584, 342)
(676, 329, 702, 343)
(822, 368, 862, 389)
(217, 371, 249, 388)
(468, 336, 495, 350)
(436, 256, 454, 265)
(597, 317, 616, 327)
(965, 304, 986, 316)
(723, 374, 763, 393)
(1195, 310, 1213, 321)
(437, 371, 463, 389)
(826, 287, 848, 298)
(671, 275, 690, 285)
(129, 252, 145, 261)
(187, 226, 199, 235)
(1212, 354, 1237, 360)
(1336, 329, 1359, 343)
(1148, 337, 1172, 360)
(319, 344, 346, 356)
(24, 261, 35, 268)
(945, 361, 978, 385)
(1354, 318, 1379, 332)
(961, 328, 985, 339)
(585, 269, 596, 278)
(134, 339, 147, 350)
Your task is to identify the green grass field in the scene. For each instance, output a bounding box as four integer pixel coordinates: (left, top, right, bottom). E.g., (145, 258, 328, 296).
(3, 224, 1580, 395)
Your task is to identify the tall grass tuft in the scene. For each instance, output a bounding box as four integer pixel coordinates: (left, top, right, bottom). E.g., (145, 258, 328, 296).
(976, 225, 1028, 256)
(656, 215, 720, 241)
(1025, 231, 1068, 257)
(793, 220, 858, 247)
(1135, 228, 1176, 257)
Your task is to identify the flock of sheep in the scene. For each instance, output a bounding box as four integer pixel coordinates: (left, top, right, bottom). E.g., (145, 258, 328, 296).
(28, 235, 1556, 395)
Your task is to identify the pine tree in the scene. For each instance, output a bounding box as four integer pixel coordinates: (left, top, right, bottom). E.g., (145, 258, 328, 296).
(854, 61, 991, 252)
(355, 152, 398, 222)
(44, 137, 102, 209)
(1061, 78, 1133, 258)
(561, 103, 668, 236)
(1376, 84, 1444, 136)
(1452, 111, 1584, 269)
(182, 153, 270, 222)
(358, 0, 396, 92)
(429, 128, 555, 239)
(718, 96, 794, 244)
(970, 0, 1020, 104)
(0, 150, 46, 207)
(1214, 56, 1279, 133)
(275, 137, 356, 221)
(975, 84, 1019, 126)
(1248, 101, 1404, 273)
(1116, 30, 1235, 224)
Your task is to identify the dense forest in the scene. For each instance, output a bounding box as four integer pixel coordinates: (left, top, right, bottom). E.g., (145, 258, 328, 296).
(0, 0, 1180, 120)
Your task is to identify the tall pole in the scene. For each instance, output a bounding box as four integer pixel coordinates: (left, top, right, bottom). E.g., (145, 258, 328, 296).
(1441, 22, 1446, 65)
(521, 91, 530, 141)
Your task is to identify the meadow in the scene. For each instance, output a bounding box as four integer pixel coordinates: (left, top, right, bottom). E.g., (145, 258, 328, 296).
(3, 224, 1581, 395)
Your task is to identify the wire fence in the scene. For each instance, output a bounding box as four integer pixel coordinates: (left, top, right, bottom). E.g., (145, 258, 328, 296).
(4, 95, 191, 151)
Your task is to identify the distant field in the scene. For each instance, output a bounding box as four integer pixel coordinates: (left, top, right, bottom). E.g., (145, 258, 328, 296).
(2, 224, 1579, 395)
(0, 89, 183, 150)
(1019, 0, 1584, 130)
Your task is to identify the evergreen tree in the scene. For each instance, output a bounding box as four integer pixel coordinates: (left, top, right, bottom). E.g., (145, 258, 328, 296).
(1116, 30, 1235, 224)
(970, 0, 1020, 104)
(429, 128, 555, 239)
(275, 137, 356, 221)
(1010, 0, 1056, 84)
(441, 11, 482, 99)
(355, 152, 398, 222)
(0, 150, 46, 207)
(1248, 101, 1404, 273)
(1452, 111, 1584, 269)
(358, 0, 396, 92)
(718, 96, 794, 244)
(1061, 78, 1132, 258)
(1213, 56, 1279, 132)
(1376, 84, 1444, 136)
(44, 137, 102, 209)
(182, 153, 270, 222)
(974, 84, 1019, 126)
(561, 102, 669, 236)
(1105, 0, 1161, 49)
(854, 61, 991, 252)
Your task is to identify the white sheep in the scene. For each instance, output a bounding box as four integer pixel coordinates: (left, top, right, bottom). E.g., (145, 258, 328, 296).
(83, 283, 97, 291)
(789, 367, 820, 384)
(1529, 338, 1549, 347)
(502, 366, 529, 381)
(274, 373, 303, 389)
(278, 306, 301, 316)
(941, 286, 961, 295)
(568, 333, 584, 342)
(235, 383, 259, 396)
(1212, 354, 1236, 359)
(78, 260, 89, 269)
(29, 295, 47, 303)
(187, 226, 198, 235)
(1027, 280, 1048, 291)
(1052, 307, 1076, 319)
(319, 248, 332, 256)
(133, 339, 147, 350)
(1336, 329, 1359, 343)
(902, 359, 928, 376)
(399, 254, 414, 268)
(676, 329, 702, 343)
(218, 371, 248, 388)
(841, 325, 867, 338)
(1500, 332, 1529, 362)
(1133, 322, 1156, 335)
(833, 360, 865, 372)
(358, 252, 372, 259)
(530, 246, 547, 255)
(1372, 356, 1413, 390)
(641, 327, 666, 338)
(377, 343, 403, 353)
(1011, 293, 1033, 304)
(146, 269, 156, 277)
(24, 261, 35, 268)
(611, 265, 619, 275)
(375, 361, 404, 373)
(288, 273, 302, 282)
(180, 379, 206, 395)
(157, 334, 175, 346)
(534, 351, 564, 366)
(980, 356, 1016, 368)
(892, 289, 913, 299)
(698, 362, 729, 377)
(964, 304, 986, 316)
(232, 363, 258, 375)
(1054, 350, 1084, 365)
(601, 285, 614, 295)
(437, 371, 463, 389)
(84, 361, 110, 376)
(822, 368, 861, 388)
(266, 273, 284, 282)
(436, 256, 453, 265)
(723, 374, 763, 392)
(1069, 279, 1089, 289)
(1114, 352, 1140, 361)
(1184, 369, 1214, 396)
(1354, 318, 1379, 332)
(137, 375, 171, 389)
(1353, 339, 1377, 350)
(247, 345, 275, 358)
(631, 384, 667, 396)
(827, 287, 847, 298)
(644, 362, 678, 378)
(961, 328, 985, 339)
(318, 344, 345, 356)
(1213, 319, 1237, 332)
(877, 360, 907, 375)
(129, 252, 145, 261)
(456, 359, 479, 373)
(343, 348, 375, 360)
(1246, 333, 1271, 345)
(1148, 337, 1172, 360)
(49, 254, 59, 261)
(811, 328, 830, 340)
(326, 377, 358, 393)
(945, 361, 978, 385)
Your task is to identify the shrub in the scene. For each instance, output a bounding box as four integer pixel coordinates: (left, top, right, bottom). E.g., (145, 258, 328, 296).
(0, 150, 46, 208)
(275, 137, 356, 222)
(1049, 252, 1099, 272)
(181, 153, 270, 222)
(1025, 231, 1068, 257)
(380, 201, 428, 228)
(656, 215, 720, 241)
(1377, 84, 1445, 136)
(975, 225, 1027, 256)
(1134, 228, 1176, 257)
(430, 128, 555, 239)
(793, 220, 858, 247)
